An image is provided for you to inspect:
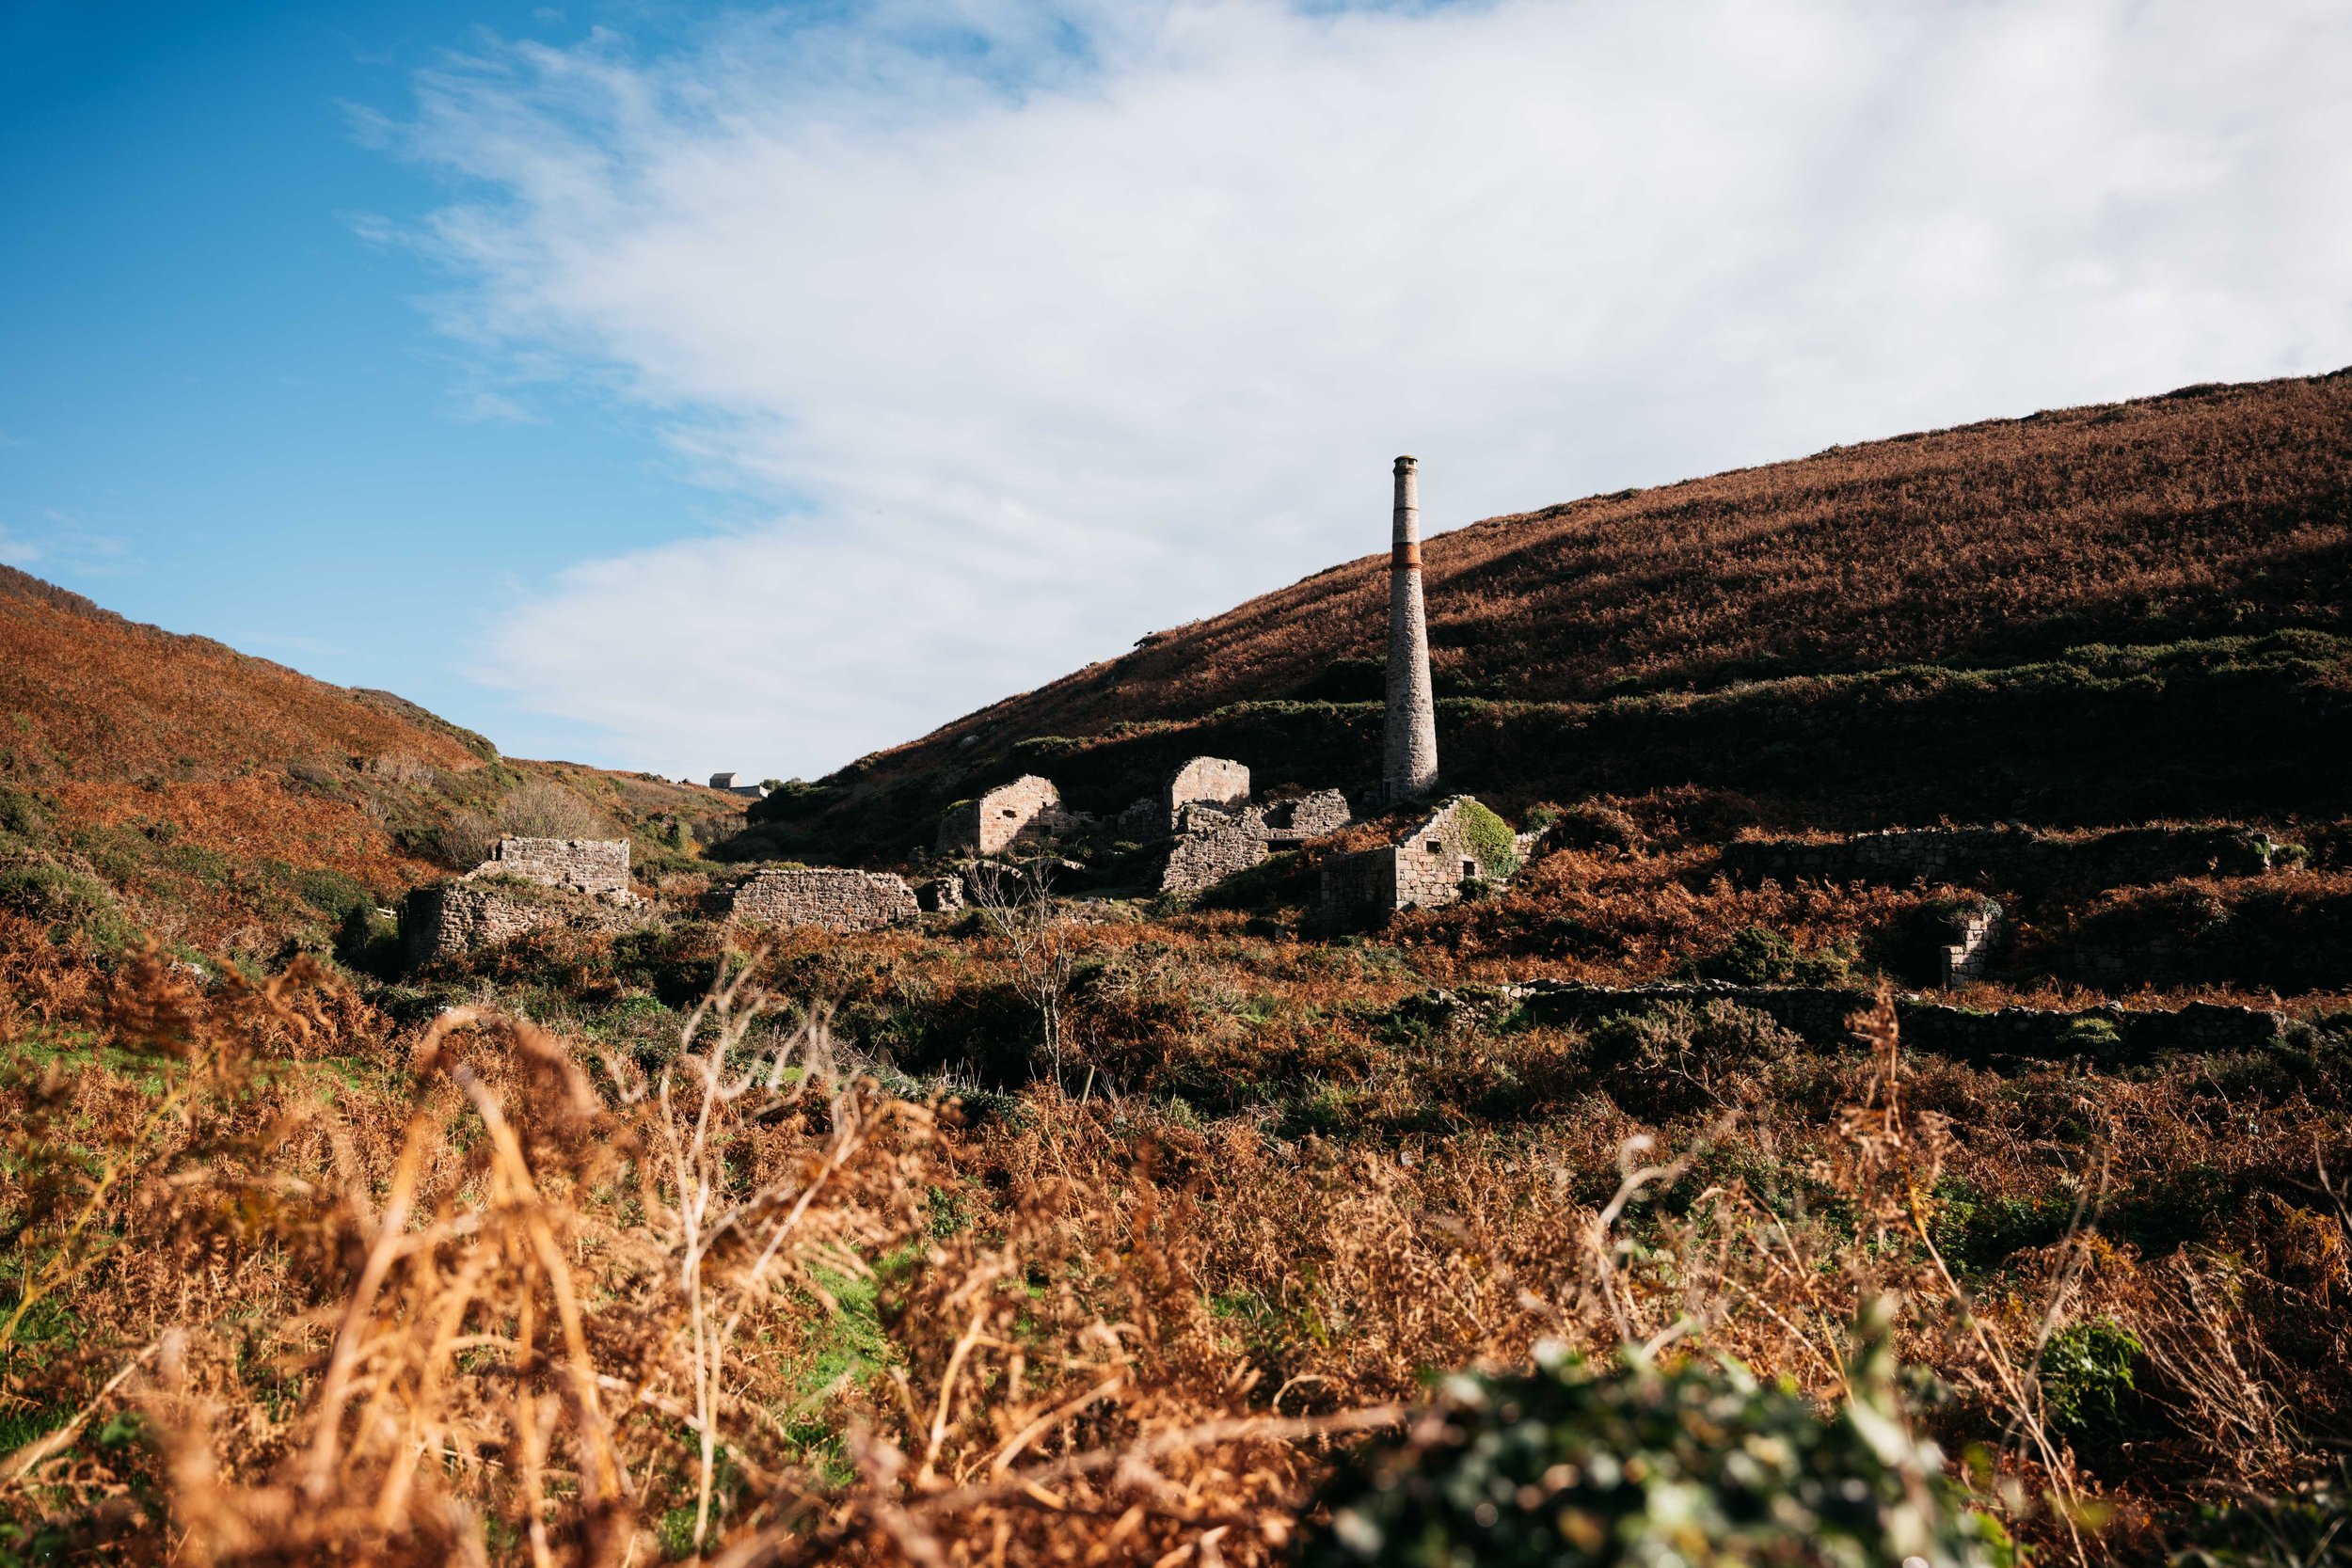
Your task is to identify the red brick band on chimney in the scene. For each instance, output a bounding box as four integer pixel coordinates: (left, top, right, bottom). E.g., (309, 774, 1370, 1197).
(1391, 542, 1421, 568)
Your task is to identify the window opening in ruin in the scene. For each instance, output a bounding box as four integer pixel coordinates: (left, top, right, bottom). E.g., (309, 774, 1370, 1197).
(1463, 858, 1478, 878)
(1425, 840, 1443, 853)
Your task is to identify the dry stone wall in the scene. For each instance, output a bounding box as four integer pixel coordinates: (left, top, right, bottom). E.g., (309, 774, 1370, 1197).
(725, 868, 919, 932)
(479, 837, 631, 895)
(1722, 825, 2290, 893)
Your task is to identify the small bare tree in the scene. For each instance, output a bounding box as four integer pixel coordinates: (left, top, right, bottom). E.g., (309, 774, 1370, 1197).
(964, 860, 1077, 1082)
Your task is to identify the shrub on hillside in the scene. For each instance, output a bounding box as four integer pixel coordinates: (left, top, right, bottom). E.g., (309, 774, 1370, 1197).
(1299, 1331, 2008, 1568)
(493, 778, 615, 842)
(1590, 1000, 1802, 1118)
(1537, 800, 1646, 854)
(0, 860, 135, 949)
(1687, 926, 1855, 987)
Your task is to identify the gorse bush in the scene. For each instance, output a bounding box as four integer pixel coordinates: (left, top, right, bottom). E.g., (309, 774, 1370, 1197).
(1301, 1325, 2010, 1568)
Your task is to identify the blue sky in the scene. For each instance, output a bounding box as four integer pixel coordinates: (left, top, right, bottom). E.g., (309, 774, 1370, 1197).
(0, 0, 708, 762)
(6, 1, 2349, 779)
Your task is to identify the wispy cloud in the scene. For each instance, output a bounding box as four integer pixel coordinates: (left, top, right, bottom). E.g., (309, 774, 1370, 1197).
(0, 511, 130, 576)
(390, 0, 2352, 777)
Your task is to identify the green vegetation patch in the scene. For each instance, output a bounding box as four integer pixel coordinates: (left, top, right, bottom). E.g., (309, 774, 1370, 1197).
(1301, 1337, 2010, 1568)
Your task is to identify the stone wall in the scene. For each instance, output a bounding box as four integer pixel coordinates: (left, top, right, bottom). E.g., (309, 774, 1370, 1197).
(725, 868, 920, 932)
(1721, 825, 2289, 893)
(1162, 756, 1252, 832)
(938, 776, 1067, 856)
(477, 837, 631, 896)
(402, 880, 645, 969)
(1263, 789, 1351, 842)
(1160, 819, 1270, 895)
(1489, 978, 2288, 1065)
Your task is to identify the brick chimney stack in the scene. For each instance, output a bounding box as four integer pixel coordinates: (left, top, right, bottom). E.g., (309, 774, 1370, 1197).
(1383, 455, 1439, 802)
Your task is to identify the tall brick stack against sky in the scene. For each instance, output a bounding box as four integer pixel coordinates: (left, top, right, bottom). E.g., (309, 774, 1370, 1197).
(1384, 454, 1440, 802)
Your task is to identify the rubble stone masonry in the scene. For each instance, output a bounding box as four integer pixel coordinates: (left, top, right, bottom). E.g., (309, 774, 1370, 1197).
(402, 879, 645, 969)
(725, 868, 920, 932)
(1315, 797, 1485, 926)
(478, 837, 632, 896)
(1160, 819, 1270, 895)
(1263, 789, 1351, 842)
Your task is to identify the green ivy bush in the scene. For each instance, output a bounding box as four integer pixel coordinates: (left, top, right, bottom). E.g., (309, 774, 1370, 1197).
(1454, 798, 1520, 879)
(1300, 1332, 2008, 1568)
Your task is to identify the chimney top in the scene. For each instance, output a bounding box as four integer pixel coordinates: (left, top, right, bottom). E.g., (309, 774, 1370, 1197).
(1393, 454, 1418, 469)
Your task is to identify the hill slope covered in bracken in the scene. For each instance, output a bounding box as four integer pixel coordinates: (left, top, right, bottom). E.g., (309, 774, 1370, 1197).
(742, 368, 2352, 862)
(0, 566, 741, 953)
(2, 373, 2349, 1567)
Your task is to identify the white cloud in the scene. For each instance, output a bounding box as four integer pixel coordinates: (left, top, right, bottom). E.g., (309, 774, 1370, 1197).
(394, 0, 2352, 777)
(0, 511, 128, 576)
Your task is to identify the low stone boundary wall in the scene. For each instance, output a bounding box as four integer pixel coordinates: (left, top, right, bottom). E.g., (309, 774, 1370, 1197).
(1479, 978, 2288, 1064)
(1720, 825, 2290, 894)
(724, 868, 919, 932)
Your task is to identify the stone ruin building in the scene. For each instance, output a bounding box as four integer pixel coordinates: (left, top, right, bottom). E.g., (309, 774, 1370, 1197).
(475, 836, 632, 895)
(1162, 755, 1251, 831)
(403, 836, 645, 969)
(1154, 759, 1353, 895)
(936, 775, 1077, 857)
(916, 460, 1504, 913)
(930, 750, 1357, 900)
(1315, 796, 1499, 927)
(1311, 460, 1537, 925)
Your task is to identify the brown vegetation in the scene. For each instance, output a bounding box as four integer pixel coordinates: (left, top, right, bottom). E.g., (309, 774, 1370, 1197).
(0, 924, 2344, 1564)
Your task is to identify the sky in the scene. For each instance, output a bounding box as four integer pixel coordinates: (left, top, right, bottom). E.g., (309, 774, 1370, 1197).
(5, 0, 2350, 781)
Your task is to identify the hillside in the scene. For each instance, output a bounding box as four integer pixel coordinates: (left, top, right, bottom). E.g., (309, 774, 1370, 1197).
(2, 375, 2349, 1566)
(741, 368, 2352, 862)
(0, 565, 741, 955)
